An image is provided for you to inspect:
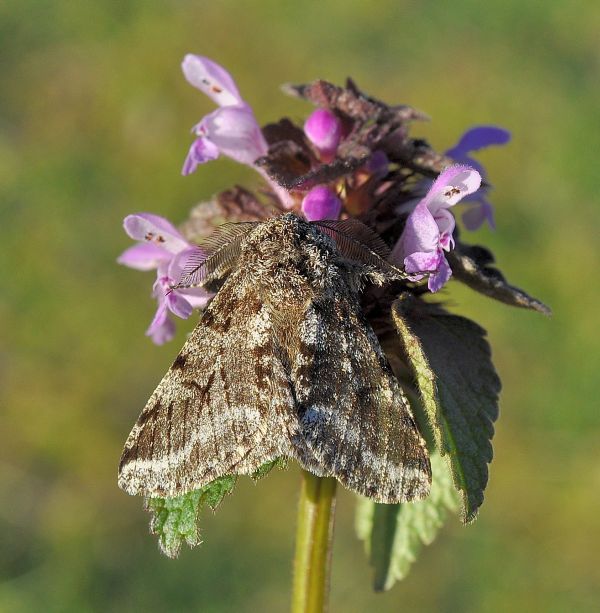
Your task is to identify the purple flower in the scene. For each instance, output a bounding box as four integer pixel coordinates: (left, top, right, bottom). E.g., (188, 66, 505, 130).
(181, 55, 268, 175)
(118, 213, 211, 344)
(392, 165, 482, 292)
(301, 185, 342, 221)
(304, 109, 342, 161)
(445, 126, 511, 230)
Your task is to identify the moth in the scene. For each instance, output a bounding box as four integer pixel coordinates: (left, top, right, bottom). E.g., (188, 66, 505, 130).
(118, 213, 431, 503)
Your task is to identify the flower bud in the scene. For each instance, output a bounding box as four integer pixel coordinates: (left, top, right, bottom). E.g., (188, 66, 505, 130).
(365, 150, 389, 176)
(303, 109, 342, 158)
(301, 185, 342, 221)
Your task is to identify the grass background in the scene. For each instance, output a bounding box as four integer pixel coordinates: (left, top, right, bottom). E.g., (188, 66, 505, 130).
(1, 1, 599, 611)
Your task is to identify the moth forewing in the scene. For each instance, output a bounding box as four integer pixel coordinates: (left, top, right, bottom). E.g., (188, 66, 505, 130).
(118, 272, 297, 498)
(286, 272, 431, 503)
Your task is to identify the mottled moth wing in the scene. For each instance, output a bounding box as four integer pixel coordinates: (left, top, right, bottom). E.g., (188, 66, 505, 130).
(289, 276, 431, 503)
(118, 267, 296, 497)
(120, 214, 430, 504)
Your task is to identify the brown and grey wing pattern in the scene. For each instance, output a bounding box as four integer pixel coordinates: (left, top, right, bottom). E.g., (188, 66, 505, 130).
(290, 280, 431, 503)
(118, 270, 297, 498)
(119, 214, 431, 502)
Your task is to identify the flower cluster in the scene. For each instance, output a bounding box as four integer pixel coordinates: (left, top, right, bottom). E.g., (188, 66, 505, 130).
(118, 55, 511, 342)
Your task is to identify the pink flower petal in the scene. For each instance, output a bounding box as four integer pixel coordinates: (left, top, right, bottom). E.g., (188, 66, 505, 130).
(404, 250, 441, 274)
(167, 291, 194, 319)
(182, 137, 220, 175)
(425, 165, 482, 213)
(428, 255, 452, 292)
(301, 186, 342, 221)
(146, 311, 176, 345)
(123, 213, 189, 254)
(392, 201, 439, 263)
(181, 54, 242, 107)
(433, 208, 455, 244)
(179, 288, 212, 309)
(156, 261, 170, 279)
(304, 109, 342, 156)
(117, 243, 171, 270)
(201, 105, 268, 165)
(146, 300, 168, 335)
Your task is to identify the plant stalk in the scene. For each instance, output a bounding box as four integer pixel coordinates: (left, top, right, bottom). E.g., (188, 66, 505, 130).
(291, 470, 337, 613)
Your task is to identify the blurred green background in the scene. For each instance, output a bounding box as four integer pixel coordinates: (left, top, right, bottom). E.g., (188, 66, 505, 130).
(2, 1, 599, 611)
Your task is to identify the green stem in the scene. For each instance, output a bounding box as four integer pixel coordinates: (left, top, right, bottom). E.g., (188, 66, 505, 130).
(291, 471, 337, 613)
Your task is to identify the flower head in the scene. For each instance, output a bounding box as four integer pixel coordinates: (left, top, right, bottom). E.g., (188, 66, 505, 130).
(445, 126, 510, 230)
(392, 165, 482, 292)
(118, 213, 211, 344)
(181, 55, 268, 176)
(301, 185, 342, 221)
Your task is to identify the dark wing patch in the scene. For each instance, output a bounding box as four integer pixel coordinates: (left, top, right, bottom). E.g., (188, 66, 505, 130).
(288, 282, 431, 503)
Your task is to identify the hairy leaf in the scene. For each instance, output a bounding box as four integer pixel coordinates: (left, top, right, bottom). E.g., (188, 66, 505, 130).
(145, 474, 237, 558)
(201, 475, 237, 510)
(251, 457, 288, 481)
(144, 458, 287, 558)
(392, 294, 501, 521)
(447, 242, 551, 315)
(356, 452, 459, 591)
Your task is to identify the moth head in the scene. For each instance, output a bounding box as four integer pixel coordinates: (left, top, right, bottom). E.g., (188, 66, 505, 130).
(243, 213, 336, 264)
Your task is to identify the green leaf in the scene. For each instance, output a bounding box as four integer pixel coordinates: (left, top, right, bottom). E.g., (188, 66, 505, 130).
(356, 451, 459, 591)
(199, 474, 237, 510)
(447, 241, 551, 315)
(145, 475, 237, 558)
(144, 458, 287, 558)
(392, 294, 501, 521)
(251, 457, 288, 481)
(145, 490, 203, 559)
